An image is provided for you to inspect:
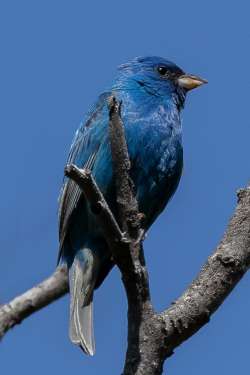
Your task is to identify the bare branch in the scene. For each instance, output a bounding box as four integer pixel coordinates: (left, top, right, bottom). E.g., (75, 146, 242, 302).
(0, 265, 68, 339)
(159, 186, 250, 357)
(108, 97, 140, 237)
(108, 97, 160, 375)
(65, 164, 124, 245)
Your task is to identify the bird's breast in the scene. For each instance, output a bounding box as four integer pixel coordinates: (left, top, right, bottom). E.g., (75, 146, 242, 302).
(124, 101, 183, 176)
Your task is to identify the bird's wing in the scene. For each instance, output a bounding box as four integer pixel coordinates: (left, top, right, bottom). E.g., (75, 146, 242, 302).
(58, 92, 110, 263)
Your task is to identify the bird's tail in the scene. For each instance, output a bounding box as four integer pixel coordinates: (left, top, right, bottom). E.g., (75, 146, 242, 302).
(68, 248, 99, 356)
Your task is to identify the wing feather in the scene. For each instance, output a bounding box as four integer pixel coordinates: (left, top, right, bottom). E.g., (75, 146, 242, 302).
(57, 92, 110, 263)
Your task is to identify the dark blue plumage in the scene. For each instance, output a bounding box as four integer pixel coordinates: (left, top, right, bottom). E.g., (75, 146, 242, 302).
(58, 56, 206, 355)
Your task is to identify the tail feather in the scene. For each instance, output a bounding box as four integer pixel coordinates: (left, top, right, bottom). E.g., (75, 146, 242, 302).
(68, 248, 98, 356)
(70, 295, 95, 355)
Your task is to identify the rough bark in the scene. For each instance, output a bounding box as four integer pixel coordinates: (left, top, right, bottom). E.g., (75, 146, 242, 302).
(108, 97, 157, 374)
(0, 265, 68, 339)
(0, 97, 249, 375)
(159, 187, 250, 357)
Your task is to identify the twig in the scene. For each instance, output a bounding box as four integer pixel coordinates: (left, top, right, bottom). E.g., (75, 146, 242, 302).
(64, 164, 125, 245)
(0, 265, 68, 339)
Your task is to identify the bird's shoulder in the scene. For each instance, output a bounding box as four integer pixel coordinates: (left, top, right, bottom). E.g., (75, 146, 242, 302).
(67, 92, 111, 167)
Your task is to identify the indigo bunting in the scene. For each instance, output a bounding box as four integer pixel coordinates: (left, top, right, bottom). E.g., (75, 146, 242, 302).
(58, 56, 207, 355)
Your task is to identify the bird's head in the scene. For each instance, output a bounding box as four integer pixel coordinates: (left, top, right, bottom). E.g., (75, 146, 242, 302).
(114, 56, 207, 110)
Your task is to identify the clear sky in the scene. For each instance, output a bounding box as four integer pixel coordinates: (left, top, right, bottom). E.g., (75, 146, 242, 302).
(1, 1, 249, 374)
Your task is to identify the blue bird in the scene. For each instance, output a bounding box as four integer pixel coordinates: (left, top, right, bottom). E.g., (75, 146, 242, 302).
(58, 56, 207, 355)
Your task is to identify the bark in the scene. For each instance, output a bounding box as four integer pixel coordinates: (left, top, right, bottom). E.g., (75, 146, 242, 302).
(0, 266, 68, 339)
(108, 97, 156, 374)
(160, 187, 250, 357)
(0, 97, 249, 375)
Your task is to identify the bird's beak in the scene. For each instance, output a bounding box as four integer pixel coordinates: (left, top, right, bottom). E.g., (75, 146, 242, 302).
(177, 74, 208, 91)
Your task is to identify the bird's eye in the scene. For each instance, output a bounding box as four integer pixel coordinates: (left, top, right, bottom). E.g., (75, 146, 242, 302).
(157, 66, 169, 76)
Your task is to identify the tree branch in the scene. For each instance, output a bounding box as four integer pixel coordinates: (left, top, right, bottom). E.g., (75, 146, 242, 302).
(108, 97, 158, 375)
(0, 265, 68, 339)
(159, 186, 250, 357)
(0, 97, 249, 375)
(64, 164, 125, 246)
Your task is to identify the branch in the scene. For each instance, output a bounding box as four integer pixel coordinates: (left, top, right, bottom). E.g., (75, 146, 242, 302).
(64, 164, 124, 246)
(108, 97, 156, 375)
(159, 186, 250, 357)
(0, 265, 68, 339)
(108, 97, 140, 238)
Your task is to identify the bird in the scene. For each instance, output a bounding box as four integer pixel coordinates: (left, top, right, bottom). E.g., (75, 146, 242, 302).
(58, 56, 207, 355)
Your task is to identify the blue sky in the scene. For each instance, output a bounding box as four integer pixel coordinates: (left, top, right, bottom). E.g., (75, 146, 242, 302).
(1, 1, 249, 374)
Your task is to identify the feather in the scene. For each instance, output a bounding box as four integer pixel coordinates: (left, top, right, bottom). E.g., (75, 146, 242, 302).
(57, 93, 110, 263)
(69, 248, 99, 355)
